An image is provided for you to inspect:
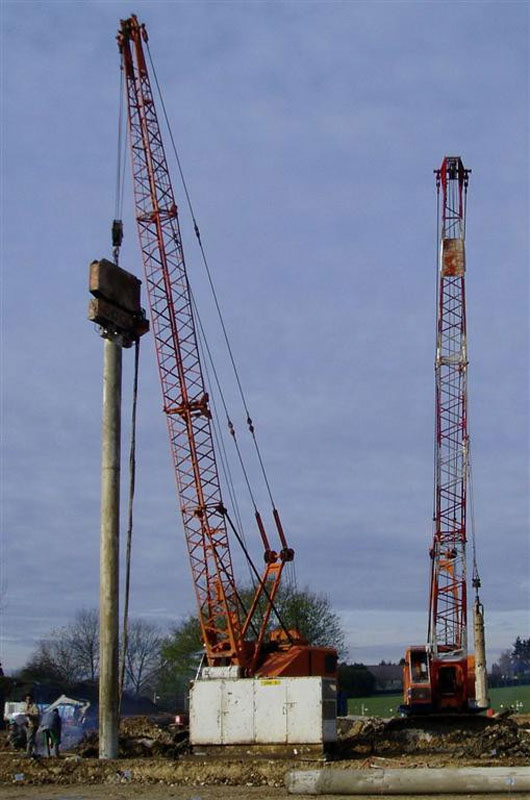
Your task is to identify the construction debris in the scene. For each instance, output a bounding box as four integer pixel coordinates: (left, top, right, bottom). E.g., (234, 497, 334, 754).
(0, 713, 529, 792)
(336, 714, 530, 762)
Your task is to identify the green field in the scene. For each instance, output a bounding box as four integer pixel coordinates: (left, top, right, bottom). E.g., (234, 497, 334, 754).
(347, 685, 530, 717)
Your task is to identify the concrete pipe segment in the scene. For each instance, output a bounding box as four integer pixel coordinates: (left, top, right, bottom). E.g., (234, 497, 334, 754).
(285, 766, 530, 795)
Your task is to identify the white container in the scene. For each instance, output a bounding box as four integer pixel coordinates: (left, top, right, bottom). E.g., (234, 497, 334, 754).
(189, 676, 336, 746)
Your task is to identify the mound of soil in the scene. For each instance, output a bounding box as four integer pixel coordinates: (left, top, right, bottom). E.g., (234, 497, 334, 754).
(71, 714, 188, 759)
(336, 714, 530, 764)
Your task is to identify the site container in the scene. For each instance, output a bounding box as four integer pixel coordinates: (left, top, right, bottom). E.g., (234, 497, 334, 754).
(189, 675, 336, 746)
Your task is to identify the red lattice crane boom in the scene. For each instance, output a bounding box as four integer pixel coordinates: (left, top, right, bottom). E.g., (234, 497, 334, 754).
(402, 157, 486, 714)
(429, 156, 471, 659)
(117, 15, 336, 680)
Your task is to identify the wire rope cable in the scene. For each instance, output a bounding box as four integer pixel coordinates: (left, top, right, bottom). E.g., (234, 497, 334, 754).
(119, 338, 140, 707)
(190, 289, 259, 515)
(145, 42, 278, 511)
(224, 511, 293, 642)
(194, 293, 260, 590)
(144, 40, 301, 612)
(115, 60, 139, 707)
(432, 176, 441, 526)
(115, 63, 125, 222)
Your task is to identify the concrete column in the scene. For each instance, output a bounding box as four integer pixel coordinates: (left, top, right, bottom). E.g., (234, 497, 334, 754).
(98, 338, 122, 759)
(474, 596, 489, 709)
(286, 766, 530, 795)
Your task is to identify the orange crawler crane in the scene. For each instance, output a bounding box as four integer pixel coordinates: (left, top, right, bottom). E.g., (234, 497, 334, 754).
(117, 15, 337, 751)
(402, 157, 488, 715)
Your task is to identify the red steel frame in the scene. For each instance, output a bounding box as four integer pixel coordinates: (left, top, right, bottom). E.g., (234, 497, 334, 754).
(428, 156, 471, 658)
(118, 16, 287, 670)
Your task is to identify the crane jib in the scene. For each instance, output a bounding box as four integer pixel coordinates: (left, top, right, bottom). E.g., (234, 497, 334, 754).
(117, 15, 301, 675)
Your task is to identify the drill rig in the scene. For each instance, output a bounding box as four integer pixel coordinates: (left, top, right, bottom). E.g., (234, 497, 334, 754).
(402, 157, 488, 714)
(117, 15, 337, 750)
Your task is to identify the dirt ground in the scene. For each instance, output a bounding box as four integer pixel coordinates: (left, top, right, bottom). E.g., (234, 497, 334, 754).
(0, 788, 526, 800)
(0, 714, 528, 799)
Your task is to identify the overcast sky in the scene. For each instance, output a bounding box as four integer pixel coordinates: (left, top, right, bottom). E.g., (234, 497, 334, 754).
(1, 0, 528, 674)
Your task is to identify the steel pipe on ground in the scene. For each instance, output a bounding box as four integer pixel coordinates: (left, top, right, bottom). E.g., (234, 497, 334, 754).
(286, 766, 530, 795)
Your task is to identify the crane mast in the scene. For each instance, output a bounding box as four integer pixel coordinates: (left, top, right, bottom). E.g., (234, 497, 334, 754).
(402, 157, 486, 714)
(429, 156, 471, 658)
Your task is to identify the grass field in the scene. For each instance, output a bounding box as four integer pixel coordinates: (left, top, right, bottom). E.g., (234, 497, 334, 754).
(347, 684, 530, 717)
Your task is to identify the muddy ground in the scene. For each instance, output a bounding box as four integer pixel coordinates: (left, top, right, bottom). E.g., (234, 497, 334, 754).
(0, 714, 528, 798)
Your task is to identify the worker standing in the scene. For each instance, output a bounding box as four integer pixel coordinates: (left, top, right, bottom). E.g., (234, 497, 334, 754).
(24, 694, 40, 757)
(39, 707, 62, 757)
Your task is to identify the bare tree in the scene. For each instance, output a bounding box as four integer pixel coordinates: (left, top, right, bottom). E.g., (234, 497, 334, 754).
(22, 608, 99, 685)
(123, 619, 163, 696)
(25, 629, 84, 685)
(70, 608, 99, 681)
(22, 610, 166, 696)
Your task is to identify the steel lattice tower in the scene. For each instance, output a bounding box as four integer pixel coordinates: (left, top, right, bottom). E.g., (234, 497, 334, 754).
(118, 16, 298, 674)
(428, 156, 471, 658)
(118, 16, 245, 663)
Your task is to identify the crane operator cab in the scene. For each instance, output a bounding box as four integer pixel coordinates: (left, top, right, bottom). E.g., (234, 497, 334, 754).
(402, 646, 432, 712)
(402, 645, 478, 714)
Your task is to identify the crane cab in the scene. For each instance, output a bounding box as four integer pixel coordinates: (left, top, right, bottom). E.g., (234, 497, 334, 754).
(402, 646, 432, 712)
(402, 646, 476, 714)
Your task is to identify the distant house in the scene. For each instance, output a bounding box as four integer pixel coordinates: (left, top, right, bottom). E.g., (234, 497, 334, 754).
(366, 664, 403, 693)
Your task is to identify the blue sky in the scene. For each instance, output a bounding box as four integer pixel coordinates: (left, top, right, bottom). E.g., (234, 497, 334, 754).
(1, 0, 528, 672)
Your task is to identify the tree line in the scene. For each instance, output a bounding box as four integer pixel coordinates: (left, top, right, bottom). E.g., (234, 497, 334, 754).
(9, 586, 355, 708)
(9, 595, 526, 706)
(489, 637, 530, 687)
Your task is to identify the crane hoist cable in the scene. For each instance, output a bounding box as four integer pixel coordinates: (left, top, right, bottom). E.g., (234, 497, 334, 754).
(112, 67, 140, 705)
(195, 307, 258, 589)
(192, 286, 265, 592)
(191, 288, 260, 516)
(427, 176, 441, 647)
(468, 449, 481, 593)
(113, 63, 127, 265)
(120, 336, 140, 705)
(145, 41, 299, 597)
(196, 334, 257, 588)
(464, 176, 478, 595)
(145, 41, 278, 514)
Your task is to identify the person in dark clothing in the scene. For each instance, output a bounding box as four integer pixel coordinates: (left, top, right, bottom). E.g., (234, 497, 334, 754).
(39, 708, 62, 757)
